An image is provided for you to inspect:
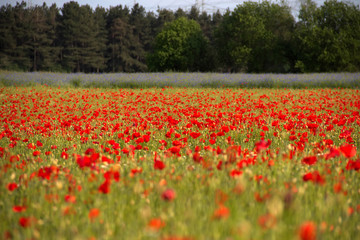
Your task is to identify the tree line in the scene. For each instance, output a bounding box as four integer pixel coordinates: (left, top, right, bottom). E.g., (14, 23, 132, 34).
(0, 0, 359, 73)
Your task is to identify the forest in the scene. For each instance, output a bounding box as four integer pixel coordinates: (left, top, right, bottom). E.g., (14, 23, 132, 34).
(0, 0, 359, 73)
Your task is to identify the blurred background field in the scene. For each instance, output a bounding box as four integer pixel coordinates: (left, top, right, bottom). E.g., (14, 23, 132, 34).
(1, 71, 360, 89)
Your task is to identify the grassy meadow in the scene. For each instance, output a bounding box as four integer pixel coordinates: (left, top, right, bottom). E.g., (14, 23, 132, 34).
(0, 73, 360, 240)
(1, 71, 360, 89)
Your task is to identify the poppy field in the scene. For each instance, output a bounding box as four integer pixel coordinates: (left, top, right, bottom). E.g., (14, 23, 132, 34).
(0, 86, 359, 240)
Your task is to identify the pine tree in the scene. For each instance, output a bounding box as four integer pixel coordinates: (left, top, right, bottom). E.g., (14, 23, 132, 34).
(12, 1, 32, 71)
(44, 4, 61, 71)
(92, 7, 108, 73)
(129, 4, 149, 71)
(107, 5, 133, 72)
(0, 4, 17, 70)
(28, 4, 55, 71)
(58, 1, 82, 72)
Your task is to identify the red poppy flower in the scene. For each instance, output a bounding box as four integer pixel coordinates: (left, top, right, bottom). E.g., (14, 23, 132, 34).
(303, 172, 313, 182)
(221, 126, 230, 133)
(298, 221, 316, 240)
(302, 171, 325, 185)
(154, 160, 165, 170)
(88, 208, 100, 222)
(172, 140, 182, 146)
(98, 180, 111, 194)
(9, 155, 20, 162)
(262, 126, 269, 131)
(193, 152, 203, 163)
(132, 132, 140, 139)
(323, 139, 333, 146)
(230, 169, 242, 177)
(64, 195, 76, 203)
(161, 189, 176, 201)
(333, 182, 342, 193)
(209, 138, 216, 145)
(325, 148, 341, 160)
(143, 135, 150, 142)
(212, 205, 229, 219)
(131, 168, 142, 175)
(165, 129, 173, 138)
(168, 146, 180, 154)
(27, 143, 36, 150)
(302, 156, 317, 165)
(13, 205, 27, 212)
(148, 218, 166, 230)
(215, 189, 228, 205)
(33, 150, 41, 156)
(289, 135, 297, 141)
(7, 182, 18, 191)
(19, 216, 36, 228)
(61, 151, 69, 159)
(340, 144, 356, 158)
(37, 166, 58, 180)
(101, 156, 113, 164)
(347, 207, 354, 216)
(135, 137, 144, 144)
(122, 148, 130, 155)
(272, 120, 279, 127)
(76, 155, 93, 169)
(346, 159, 360, 171)
(307, 123, 318, 130)
(159, 140, 168, 147)
(190, 132, 201, 139)
(216, 160, 223, 170)
(255, 140, 271, 152)
(113, 171, 120, 182)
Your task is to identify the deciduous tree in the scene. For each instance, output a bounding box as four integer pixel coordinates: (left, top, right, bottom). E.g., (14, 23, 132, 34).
(147, 17, 208, 71)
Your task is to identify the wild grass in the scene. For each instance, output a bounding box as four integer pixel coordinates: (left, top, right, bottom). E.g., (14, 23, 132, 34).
(0, 71, 359, 89)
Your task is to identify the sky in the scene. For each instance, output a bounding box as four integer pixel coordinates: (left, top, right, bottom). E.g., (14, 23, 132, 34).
(1, 0, 359, 16)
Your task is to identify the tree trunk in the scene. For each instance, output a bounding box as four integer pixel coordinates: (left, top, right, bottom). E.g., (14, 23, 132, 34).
(33, 47, 37, 72)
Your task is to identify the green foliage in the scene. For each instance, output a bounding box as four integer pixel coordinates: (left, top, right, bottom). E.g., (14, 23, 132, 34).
(92, 7, 108, 73)
(147, 17, 209, 72)
(106, 4, 153, 72)
(295, 0, 360, 72)
(0, 0, 359, 73)
(70, 77, 82, 88)
(58, 2, 105, 72)
(215, 1, 295, 73)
